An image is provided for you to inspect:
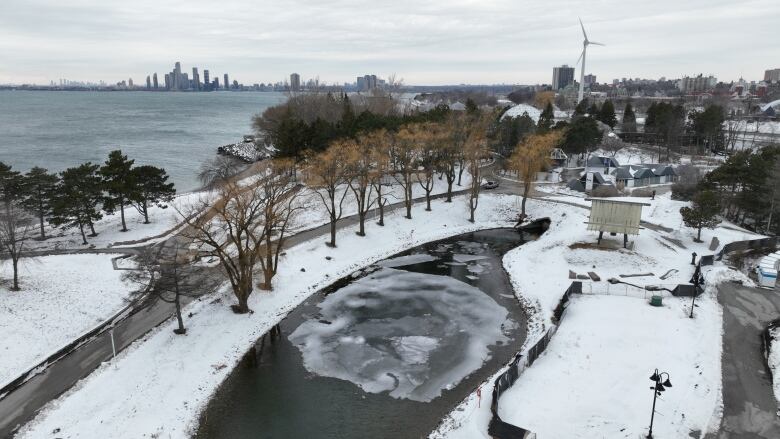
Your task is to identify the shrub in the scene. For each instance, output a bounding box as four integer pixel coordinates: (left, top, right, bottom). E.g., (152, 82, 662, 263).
(592, 184, 619, 197)
(671, 182, 698, 200)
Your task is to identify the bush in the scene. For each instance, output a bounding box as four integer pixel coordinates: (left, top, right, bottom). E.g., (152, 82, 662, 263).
(671, 182, 698, 200)
(592, 184, 619, 197)
(631, 187, 655, 198)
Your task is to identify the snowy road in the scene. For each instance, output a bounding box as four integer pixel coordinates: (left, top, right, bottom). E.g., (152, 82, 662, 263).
(716, 281, 780, 438)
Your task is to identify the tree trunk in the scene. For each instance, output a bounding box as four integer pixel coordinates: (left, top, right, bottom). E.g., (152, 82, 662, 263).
(88, 220, 97, 237)
(697, 225, 702, 242)
(521, 184, 530, 218)
(357, 212, 366, 236)
(119, 199, 127, 232)
(78, 223, 88, 245)
(405, 183, 412, 219)
(142, 199, 150, 224)
(446, 179, 453, 202)
(457, 166, 465, 186)
(425, 190, 432, 211)
(173, 293, 186, 334)
(38, 213, 46, 239)
(329, 216, 337, 247)
(11, 256, 19, 291)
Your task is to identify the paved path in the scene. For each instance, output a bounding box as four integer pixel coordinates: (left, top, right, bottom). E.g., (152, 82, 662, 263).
(715, 282, 780, 439)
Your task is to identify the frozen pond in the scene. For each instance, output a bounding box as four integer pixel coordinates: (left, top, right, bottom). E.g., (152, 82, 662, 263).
(197, 228, 535, 439)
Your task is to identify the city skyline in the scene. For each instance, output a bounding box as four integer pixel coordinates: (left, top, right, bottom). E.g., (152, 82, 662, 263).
(1, 0, 778, 86)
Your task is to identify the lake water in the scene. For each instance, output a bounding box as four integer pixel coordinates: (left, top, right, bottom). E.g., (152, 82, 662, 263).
(197, 228, 534, 439)
(0, 91, 287, 191)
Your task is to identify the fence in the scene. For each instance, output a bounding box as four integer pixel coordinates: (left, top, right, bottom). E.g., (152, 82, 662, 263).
(579, 281, 677, 300)
(717, 237, 779, 261)
(487, 282, 580, 439)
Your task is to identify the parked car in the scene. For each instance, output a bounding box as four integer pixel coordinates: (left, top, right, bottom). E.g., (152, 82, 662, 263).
(482, 180, 499, 189)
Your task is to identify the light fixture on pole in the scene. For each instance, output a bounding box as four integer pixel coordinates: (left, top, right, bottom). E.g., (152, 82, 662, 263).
(647, 368, 672, 438)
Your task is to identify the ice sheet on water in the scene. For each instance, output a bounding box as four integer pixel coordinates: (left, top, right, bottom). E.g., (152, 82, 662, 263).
(289, 267, 510, 402)
(377, 253, 439, 268)
(452, 254, 489, 263)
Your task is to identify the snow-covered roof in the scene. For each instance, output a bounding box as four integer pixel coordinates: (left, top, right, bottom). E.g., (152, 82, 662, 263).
(449, 101, 467, 111)
(501, 103, 542, 121)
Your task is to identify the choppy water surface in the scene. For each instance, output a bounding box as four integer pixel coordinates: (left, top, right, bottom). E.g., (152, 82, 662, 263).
(0, 91, 287, 191)
(197, 228, 535, 439)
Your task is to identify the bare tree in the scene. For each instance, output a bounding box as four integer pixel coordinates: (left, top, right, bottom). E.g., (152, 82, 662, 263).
(415, 123, 444, 211)
(392, 125, 424, 219)
(123, 242, 201, 334)
(178, 160, 299, 313)
(305, 141, 351, 247)
(369, 130, 393, 226)
(464, 124, 488, 223)
(509, 132, 561, 221)
(0, 202, 33, 290)
(347, 134, 379, 236)
(198, 155, 246, 189)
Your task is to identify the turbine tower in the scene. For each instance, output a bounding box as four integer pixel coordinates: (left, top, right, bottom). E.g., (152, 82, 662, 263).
(576, 18, 604, 104)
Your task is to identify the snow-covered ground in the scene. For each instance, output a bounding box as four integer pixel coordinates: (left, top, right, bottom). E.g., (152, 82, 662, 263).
(15, 193, 519, 439)
(432, 192, 760, 438)
(769, 326, 780, 408)
(0, 254, 132, 388)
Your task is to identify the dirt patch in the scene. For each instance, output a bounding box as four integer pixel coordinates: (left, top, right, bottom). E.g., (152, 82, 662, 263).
(569, 242, 627, 252)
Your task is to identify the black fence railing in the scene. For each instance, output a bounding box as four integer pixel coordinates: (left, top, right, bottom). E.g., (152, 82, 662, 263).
(717, 237, 779, 261)
(487, 282, 581, 439)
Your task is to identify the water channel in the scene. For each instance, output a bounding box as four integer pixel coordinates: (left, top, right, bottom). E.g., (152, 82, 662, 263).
(197, 228, 536, 439)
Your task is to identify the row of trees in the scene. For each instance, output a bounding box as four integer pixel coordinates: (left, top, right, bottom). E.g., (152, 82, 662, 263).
(0, 153, 175, 290)
(675, 145, 780, 238)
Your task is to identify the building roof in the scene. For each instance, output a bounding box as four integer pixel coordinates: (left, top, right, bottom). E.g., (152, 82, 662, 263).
(586, 156, 620, 168)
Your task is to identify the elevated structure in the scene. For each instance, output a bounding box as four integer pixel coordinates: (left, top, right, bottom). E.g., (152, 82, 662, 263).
(585, 198, 650, 248)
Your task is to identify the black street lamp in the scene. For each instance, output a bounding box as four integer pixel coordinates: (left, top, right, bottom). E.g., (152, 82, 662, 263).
(647, 368, 673, 438)
(689, 264, 704, 319)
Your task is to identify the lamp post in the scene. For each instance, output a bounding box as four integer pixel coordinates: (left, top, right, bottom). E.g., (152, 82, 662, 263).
(647, 368, 672, 438)
(689, 264, 704, 319)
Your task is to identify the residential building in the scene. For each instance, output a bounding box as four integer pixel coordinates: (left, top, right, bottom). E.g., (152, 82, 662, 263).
(152, 73, 158, 89)
(224, 74, 229, 90)
(584, 74, 597, 87)
(677, 74, 717, 93)
(552, 65, 575, 91)
(146, 76, 151, 89)
(203, 70, 210, 91)
(290, 73, 301, 91)
(765, 68, 780, 84)
(192, 67, 200, 91)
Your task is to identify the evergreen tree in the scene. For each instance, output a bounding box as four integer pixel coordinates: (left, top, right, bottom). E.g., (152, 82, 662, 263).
(465, 98, 479, 115)
(587, 102, 600, 117)
(562, 116, 603, 156)
(22, 167, 59, 239)
(680, 189, 720, 242)
(100, 150, 136, 232)
(621, 102, 637, 134)
(0, 162, 24, 204)
(573, 99, 589, 117)
(598, 100, 617, 129)
(689, 105, 725, 152)
(51, 163, 104, 245)
(537, 101, 555, 133)
(130, 166, 176, 224)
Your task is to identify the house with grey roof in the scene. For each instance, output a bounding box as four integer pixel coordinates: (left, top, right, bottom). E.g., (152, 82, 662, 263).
(611, 164, 678, 188)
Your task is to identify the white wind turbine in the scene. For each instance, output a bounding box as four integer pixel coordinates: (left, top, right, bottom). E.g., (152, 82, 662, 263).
(576, 18, 604, 104)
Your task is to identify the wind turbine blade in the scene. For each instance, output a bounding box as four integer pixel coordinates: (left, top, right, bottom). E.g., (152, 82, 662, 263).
(576, 49, 584, 66)
(579, 17, 589, 42)
(589, 41, 605, 46)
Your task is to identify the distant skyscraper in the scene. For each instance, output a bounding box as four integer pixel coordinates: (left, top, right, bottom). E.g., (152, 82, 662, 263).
(290, 73, 301, 91)
(214, 77, 220, 90)
(146, 75, 151, 89)
(152, 73, 159, 89)
(128, 78, 134, 88)
(164, 73, 170, 90)
(552, 65, 575, 91)
(224, 74, 229, 90)
(765, 68, 780, 83)
(677, 74, 717, 93)
(192, 67, 200, 91)
(203, 70, 210, 91)
(357, 76, 366, 91)
(174, 62, 182, 90)
(584, 74, 597, 87)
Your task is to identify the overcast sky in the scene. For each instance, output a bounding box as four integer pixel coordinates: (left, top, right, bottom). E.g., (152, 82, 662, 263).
(1, 0, 778, 86)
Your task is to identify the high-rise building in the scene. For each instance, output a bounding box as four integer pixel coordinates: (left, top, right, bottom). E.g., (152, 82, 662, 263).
(152, 73, 159, 89)
(174, 62, 182, 90)
(128, 78, 134, 88)
(164, 73, 170, 90)
(290, 73, 301, 91)
(584, 74, 597, 87)
(192, 67, 200, 91)
(224, 74, 229, 90)
(765, 68, 780, 84)
(214, 77, 220, 90)
(552, 65, 575, 91)
(203, 70, 210, 91)
(356, 76, 366, 91)
(146, 75, 151, 89)
(677, 74, 717, 93)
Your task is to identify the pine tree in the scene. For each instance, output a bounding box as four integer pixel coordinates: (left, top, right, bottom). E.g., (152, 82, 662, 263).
(680, 190, 720, 242)
(22, 167, 59, 239)
(51, 163, 104, 245)
(100, 150, 136, 232)
(130, 166, 176, 224)
(598, 100, 617, 129)
(587, 102, 600, 117)
(537, 101, 555, 133)
(573, 99, 589, 117)
(0, 162, 24, 204)
(621, 102, 637, 134)
(562, 116, 603, 156)
(465, 98, 479, 115)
